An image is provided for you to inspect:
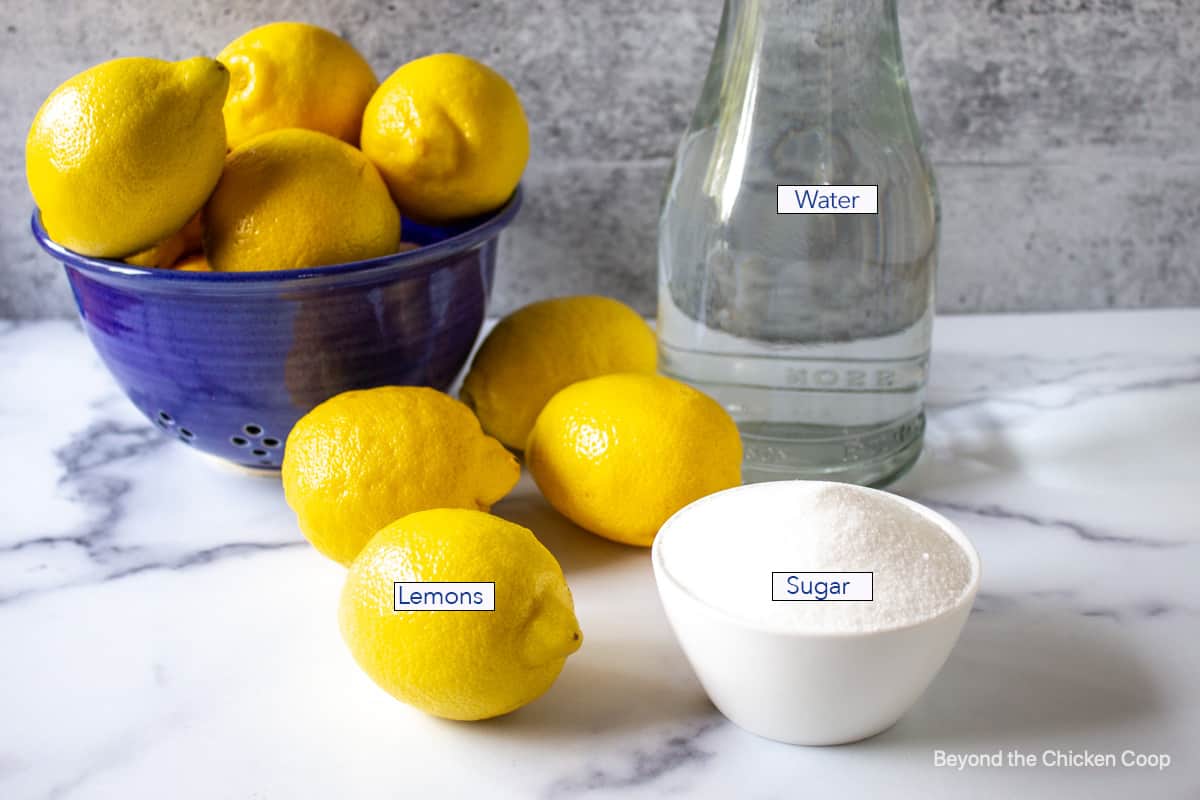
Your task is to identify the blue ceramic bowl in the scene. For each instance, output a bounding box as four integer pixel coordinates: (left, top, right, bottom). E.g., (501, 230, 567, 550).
(31, 188, 521, 470)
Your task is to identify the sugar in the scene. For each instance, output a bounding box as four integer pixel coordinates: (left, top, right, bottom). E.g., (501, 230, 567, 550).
(659, 482, 973, 633)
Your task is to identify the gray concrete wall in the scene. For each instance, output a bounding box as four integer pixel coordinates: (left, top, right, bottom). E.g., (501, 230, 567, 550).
(2, 0, 1197, 318)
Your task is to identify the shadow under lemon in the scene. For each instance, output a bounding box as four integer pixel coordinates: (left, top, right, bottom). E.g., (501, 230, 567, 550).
(491, 477, 636, 577)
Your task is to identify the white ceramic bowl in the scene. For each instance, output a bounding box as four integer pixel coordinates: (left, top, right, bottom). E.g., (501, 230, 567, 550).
(651, 481, 981, 746)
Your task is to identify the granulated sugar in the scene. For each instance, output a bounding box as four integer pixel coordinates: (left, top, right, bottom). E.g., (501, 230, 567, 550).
(658, 482, 973, 633)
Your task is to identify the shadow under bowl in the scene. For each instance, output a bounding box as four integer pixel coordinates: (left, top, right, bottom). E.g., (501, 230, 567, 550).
(31, 188, 522, 470)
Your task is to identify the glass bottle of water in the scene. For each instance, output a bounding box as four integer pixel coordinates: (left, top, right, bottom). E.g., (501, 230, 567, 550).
(658, 0, 938, 485)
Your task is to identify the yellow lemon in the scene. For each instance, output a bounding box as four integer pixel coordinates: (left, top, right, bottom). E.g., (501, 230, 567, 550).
(282, 386, 519, 564)
(361, 53, 528, 221)
(124, 210, 204, 269)
(460, 296, 656, 451)
(218, 22, 378, 150)
(174, 253, 211, 272)
(340, 508, 582, 720)
(204, 128, 400, 272)
(26, 57, 228, 258)
(526, 373, 743, 547)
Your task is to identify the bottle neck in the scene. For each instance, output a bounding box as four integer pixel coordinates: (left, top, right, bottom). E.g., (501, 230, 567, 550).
(722, 0, 905, 84)
(697, 0, 920, 143)
(691, 0, 927, 208)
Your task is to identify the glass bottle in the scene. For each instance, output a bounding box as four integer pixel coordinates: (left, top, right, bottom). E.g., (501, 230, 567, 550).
(658, 0, 938, 486)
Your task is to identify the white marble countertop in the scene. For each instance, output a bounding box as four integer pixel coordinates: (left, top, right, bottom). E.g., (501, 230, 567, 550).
(1, 310, 1197, 799)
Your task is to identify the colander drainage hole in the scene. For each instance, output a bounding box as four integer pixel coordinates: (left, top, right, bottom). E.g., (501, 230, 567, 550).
(158, 411, 174, 425)
(252, 448, 268, 457)
(262, 437, 281, 448)
(243, 424, 263, 436)
(179, 428, 194, 439)
(231, 436, 249, 447)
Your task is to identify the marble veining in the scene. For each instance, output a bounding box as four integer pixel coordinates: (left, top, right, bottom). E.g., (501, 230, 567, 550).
(544, 719, 725, 799)
(0, 411, 306, 604)
(921, 499, 1186, 549)
(1, 310, 1198, 799)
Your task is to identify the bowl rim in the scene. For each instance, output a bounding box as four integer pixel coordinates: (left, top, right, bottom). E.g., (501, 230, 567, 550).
(651, 479, 982, 639)
(30, 184, 522, 285)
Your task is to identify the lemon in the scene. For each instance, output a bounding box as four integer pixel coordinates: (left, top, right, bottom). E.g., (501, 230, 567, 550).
(124, 210, 204, 269)
(282, 386, 519, 565)
(361, 53, 528, 221)
(204, 128, 400, 272)
(461, 296, 656, 451)
(174, 253, 211, 272)
(526, 373, 743, 547)
(340, 508, 582, 720)
(218, 22, 378, 150)
(26, 57, 228, 258)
